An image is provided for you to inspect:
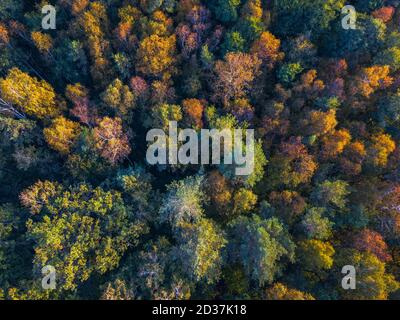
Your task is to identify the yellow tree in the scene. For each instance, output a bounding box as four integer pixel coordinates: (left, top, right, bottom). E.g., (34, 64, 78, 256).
(367, 133, 396, 167)
(265, 283, 315, 300)
(78, 1, 113, 86)
(304, 109, 337, 136)
(44, 117, 82, 155)
(102, 79, 135, 117)
(31, 31, 53, 54)
(0, 68, 60, 119)
(321, 128, 351, 159)
(136, 34, 177, 78)
(356, 65, 393, 97)
(250, 31, 284, 69)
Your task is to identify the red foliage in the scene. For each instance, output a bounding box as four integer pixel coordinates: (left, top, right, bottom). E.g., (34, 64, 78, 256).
(372, 6, 395, 23)
(353, 229, 392, 262)
(130, 76, 149, 99)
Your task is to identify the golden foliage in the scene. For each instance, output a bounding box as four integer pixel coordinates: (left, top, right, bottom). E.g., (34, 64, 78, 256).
(44, 117, 81, 155)
(136, 35, 177, 78)
(367, 133, 396, 167)
(0, 68, 59, 119)
(31, 31, 53, 53)
(251, 31, 284, 69)
(357, 65, 393, 97)
(321, 128, 351, 159)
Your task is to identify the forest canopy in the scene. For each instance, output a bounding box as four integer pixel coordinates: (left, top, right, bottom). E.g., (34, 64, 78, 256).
(1, 0, 400, 300)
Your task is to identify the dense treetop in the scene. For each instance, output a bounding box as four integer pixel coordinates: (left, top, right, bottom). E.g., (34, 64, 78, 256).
(1, 0, 400, 300)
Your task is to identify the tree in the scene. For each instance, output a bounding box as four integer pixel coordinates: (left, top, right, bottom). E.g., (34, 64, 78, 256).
(210, 0, 241, 23)
(113, 53, 132, 80)
(136, 35, 177, 78)
(0, 23, 9, 45)
(371, 6, 395, 23)
(21, 182, 148, 291)
(204, 170, 232, 219)
(353, 229, 391, 262)
(70, 0, 89, 15)
(277, 63, 303, 86)
(265, 283, 315, 300)
(101, 79, 135, 117)
(335, 249, 398, 300)
(227, 215, 295, 286)
(339, 141, 366, 176)
(303, 109, 337, 137)
(250, 31, 284, 69)
(301, 207, 333, 240)
(221, 31, 245, 55)
(160, 176, 205, 229)
(31, 32, 53, 54)
(149, 103, 182, 130)
(232, 188, 257, 216)
(219, 139, 267, 188)
(366, 133, 395, 167)
(44, 117, 81, 155)
(78, 1, 114, 87)
(0, 68, 60, 119)
(236, 0, 264, 42)
(101, 279, 134, 300)
(269, 190, 306, 225)
(310, 180, 350, 211)
(213, 52, 261, 106)
(66, 83, 93, 125)
(181, 98, 203, 129)
(297, 239, 335, 273)
(320, 129, 351, 159)
(355, 65, 393, 98)
(93, 117, 131, 165)
(172, 218, 227, 284)
(273, 0, 345, 37)
(267, 137, 318, 188)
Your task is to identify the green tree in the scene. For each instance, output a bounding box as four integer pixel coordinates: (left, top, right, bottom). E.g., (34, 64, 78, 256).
(227, 215, 295, 286)
(221, 31, 245, 55)
(21, 182, 148, 291)
(301, 207, 333, 240)
(159, 176, 205, 229)
(310, 180, 350, 212)
(210, 0, 241, 24)
(335, 249, 399, 300)
(277, 63, 303, 86)
(172, 218, 227, 284)
(273, 0, 345, 37)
